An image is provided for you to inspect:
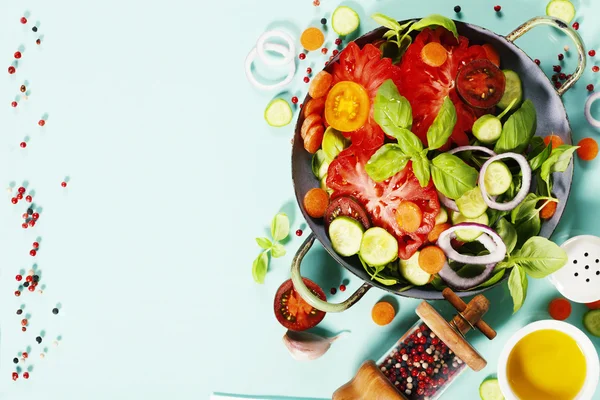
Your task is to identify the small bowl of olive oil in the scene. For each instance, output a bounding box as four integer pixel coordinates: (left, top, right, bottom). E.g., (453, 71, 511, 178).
(497, 320, 599, 400)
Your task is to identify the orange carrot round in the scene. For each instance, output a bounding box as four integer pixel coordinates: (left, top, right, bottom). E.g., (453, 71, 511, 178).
(300, 27, 325, 52)
(418, 246, 447, 274)
(543, 134, 564, 150)
(395, 201, 423, 233)
(308, 71, 333, 99)
(548, 298, 572, 320)
(577, 137, 599, 161)
(421, 42, 448, 67)
(540, 200, 557, 220)
(427, 223, 451, 243)
(372, 301, 396, 326)
(303, 188, 329, 218)
(586, 300, 600, 310)
(301, 114, 322, 140)
(482, 44, 501, 67)
(304, 124, 325, 154)
(303, 97, 326, 118)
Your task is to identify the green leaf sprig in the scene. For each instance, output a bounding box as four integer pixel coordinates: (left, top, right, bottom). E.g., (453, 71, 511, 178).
(252, 213, 290, 284)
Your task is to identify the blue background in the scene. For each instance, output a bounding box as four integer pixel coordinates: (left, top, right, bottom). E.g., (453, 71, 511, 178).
(0, 0, 599, 399)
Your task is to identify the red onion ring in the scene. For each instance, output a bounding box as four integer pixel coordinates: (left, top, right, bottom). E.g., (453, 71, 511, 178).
(447, 145, 497, 157)
(478, 152, 531, 211)
(437, 223, 507, 264)
(438, 262, 497, 291)
(437, 191, 459, 212)
(585, 91, 600, 129)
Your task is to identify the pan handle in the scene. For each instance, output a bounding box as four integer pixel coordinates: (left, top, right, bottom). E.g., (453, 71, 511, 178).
(291, 232, 372, 313)
(505, 16, 586, 97)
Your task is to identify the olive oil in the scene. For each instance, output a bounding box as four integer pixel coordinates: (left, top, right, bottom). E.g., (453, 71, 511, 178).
(507, 329, 586, 400)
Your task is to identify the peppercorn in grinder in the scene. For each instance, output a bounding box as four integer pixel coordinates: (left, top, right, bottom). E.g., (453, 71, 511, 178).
(333, 289, 496, 400)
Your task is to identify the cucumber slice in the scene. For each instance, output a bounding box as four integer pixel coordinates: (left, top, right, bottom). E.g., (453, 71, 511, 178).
(479, 378, 504, 400)
(546, 0, 576, 23)
(264, 99, 292, 127)
(320, 174, 333, 195)
(451, 211, 489, 242)
(312, 150, 330, 179)
(472, 115, 502, 144)
(322, 127, 349, 160)
(332, 6, 360, 36)
(498, 70, 523, 110)
(329, 216, 365, 257)
(399, 251, 431, 286)
(484, 161, 512, 196)
(583, 309, 600, 337)
(359, 227, 398, 266)
(435, 207, 448, 225)
(456, 187, 488, 218)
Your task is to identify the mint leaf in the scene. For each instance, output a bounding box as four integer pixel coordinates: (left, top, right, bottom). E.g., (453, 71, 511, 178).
(271, 213, 290, 242)
(256, 237, 272, 249)
(271, 242, 286, 258)
(510, 237, 568, 278)
(508, 265, 528, 313)
(427, 97, 457, 150)
(365, 144, 410, 182)
(252, 251, 269, 284)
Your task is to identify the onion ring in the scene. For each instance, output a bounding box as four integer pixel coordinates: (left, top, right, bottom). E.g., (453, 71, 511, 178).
(437, 191, 459, 212)
(437, 223, 507, 264)
(478, 152, 531, 211)
(584, 91, 600, 129)
(438, 262, 496, 290)
(447, 145, 497, 157)
(256, 30, 295, 67)
(245, 43, 296, 91)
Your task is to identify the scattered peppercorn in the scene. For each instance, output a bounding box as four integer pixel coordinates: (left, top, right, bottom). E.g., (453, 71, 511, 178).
(333, 49, 339, 56)
(52, 308, 59, 315)
(22, 327, 26, 332)
(25, 195, 32, 202)
(24, 282, 30, 288)
(21, 17, 27, 24)
(590, 50, 597, 57)
(494, 5, 501, 12)
(22, 352, 28, 359)
(33, 274, 39, 282)
(16, 274, 22, 281)
(8, 66, 15, 74)
(588, 84, 595, 92)
(552, 74, 558, 82)
(20, 85, 26, 92)
(321, 18, 327, 25)
(13, 358, 18, 364)
(303, 76, 310, 83)
(22, 222, 28, 229)
(299, 53, 306, 60)
(454, 5, 461, 13)
(12, 372, 18, 381)
(340, 284, 346, 292)
(38, 119, 45, 126)
(330, 287, 337, 295)
(23, 372, 29, 379)
(335, 38, 342, 46)
(295, 229, 303, 236)
(321, 48, 328, 54)
(313, 0, 320, 6)
(21, 319, 28, 326)
(15, 290, 21, 297)
(32, 212, 39, 219)
(14, 51, 22, 59)
(558, 53, 564, 61)
(572, 22, 579, 30)
(16, 309, 23, 315)
(554, 81, 562, 89)
(553, 65, 562, 72)
(36, 39, 41, 45)
(32, 26, 38, 32)
(306, 67, 312, 74)
(30, 250, 36, 257)
(12, 101, 18, 107)
(291, 96, 298, 104)
(36, 336, 42, 344)
(534, 59, 541, 65)
(559, 73, 567, 80)
(593, 66, 600, 73)
(26, 275, 33, 283)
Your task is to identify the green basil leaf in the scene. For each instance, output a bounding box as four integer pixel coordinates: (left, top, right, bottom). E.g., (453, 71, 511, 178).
(515, 214, 541, 249)
(411, 150, 431, 187)
(431, 153, 479, 200)
(271, 242, 286, 258)
(496, 218, 518, 255)
(371, 13, 403, 32)
(252, 251, 269, 284)
(322, 127, 350, 160)
(429, 275, 447, 290)
(365, 144, 410, 182)
(508, 265, 528, 313)
(386, 127, 423, 155)
(488, 207, 509, 228)
(271, 213, 290, 242)
(474, 269, 506, 289)
(494, 100, 537, 154)
(535, 171, 551, 197)
(540, 144, 579, 187)
(528, 136, 545, 156)
(510, 236, 568, 278)
(255, 237, 272, 249)
(374, 80, 413, 131)
(528, 142, 552, 171)
(427, 96, 457, 150)
(382, 30, 398, 40)
(411, 14, 458, 39)
(511, 193, 540, 224)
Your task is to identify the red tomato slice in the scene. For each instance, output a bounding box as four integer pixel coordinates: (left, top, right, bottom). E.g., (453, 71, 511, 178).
(274, 278, 326, 331)
(396, 28, 494, 149)
(456, 59, 506, 109)
(327, 147, 440, 260)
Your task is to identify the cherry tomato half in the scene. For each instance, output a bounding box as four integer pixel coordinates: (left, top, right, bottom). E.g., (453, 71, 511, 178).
(325, 81, 370, 132)
(274, 278, 326, 331)
(456, 59, 506, 109)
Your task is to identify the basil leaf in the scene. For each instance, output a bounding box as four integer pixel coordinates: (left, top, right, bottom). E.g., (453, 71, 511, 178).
(494, 100, 537, 154)
(496, 218, 517, 254)
(528, 136, 545, 156)
(515, 214, 541, 249)
(508, 265, 528, 313)
(488, 207, 509, 228)
(528, 142, 552, 171)
(510, 236, 568, 278)
(322, 127, 350, 160)
(427, 96, 457, 150)
(411, 150, 431, 187)
(431, 153, 479, 200)
(411, 14, 458, 39)
(256, 237, 272, 249)
(271, 213, 290, 242)
(382, 29, 398, 40)
(365, 144, 410, 182)
(475, 269, 506, 289)
(540, 144, 579, 186)
(511, 193, 540, 224)
(371, 13, 403, 32)
(271, 242, 286, 258)
(374, 79, 413, 130)
(429, 275, 447, 290)
(252, 251, 269, 284)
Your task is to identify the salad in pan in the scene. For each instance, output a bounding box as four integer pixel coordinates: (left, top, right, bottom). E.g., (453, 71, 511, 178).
(299, 14, 575, 311)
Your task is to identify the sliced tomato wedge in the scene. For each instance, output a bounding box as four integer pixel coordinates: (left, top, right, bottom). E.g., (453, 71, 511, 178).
(274, 278, 326, 331)
(325, 81, 370, 132)
(327, 147, 440, 260)
(456, 59, 506, 109)
(396, 28, 494, 149)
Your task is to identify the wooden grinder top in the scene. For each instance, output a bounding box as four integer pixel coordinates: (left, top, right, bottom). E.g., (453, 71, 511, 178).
(416, 288, 496, 371)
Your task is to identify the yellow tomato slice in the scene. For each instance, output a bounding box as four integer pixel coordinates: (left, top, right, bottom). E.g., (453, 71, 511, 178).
(324, 81, 370, 132)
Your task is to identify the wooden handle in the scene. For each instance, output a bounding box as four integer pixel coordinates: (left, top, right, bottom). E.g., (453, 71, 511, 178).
(442, 288, 496, 340)
(332, 360, 406, 400)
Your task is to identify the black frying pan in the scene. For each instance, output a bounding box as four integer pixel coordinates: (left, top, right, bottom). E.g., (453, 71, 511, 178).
(291, 17, 586, 312)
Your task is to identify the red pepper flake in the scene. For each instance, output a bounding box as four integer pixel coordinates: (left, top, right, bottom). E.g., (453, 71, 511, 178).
(494, 5, 501, 12)
(572, 22, 580, 30)
(593, 66, 600, 73)
(291, 96, 298, 104)
(14, 51, 22, 59)
(590, 50, 597, 57)
(339, 284, 346, 292)
(298, 53, 306, 60)
(588, 84, 595, 92)
(38, 119, 46, 126)
(8, 66, 16, 74)
(295, 229, 303, 236)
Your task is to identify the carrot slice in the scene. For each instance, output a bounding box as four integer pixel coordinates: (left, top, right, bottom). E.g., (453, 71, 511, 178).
(300, 27, 325, 52)
(308, 71, 333, 99)
(427, 223, 451, 243)
(372, 301, 395, 326)
(303, 188, 329, 218)
(418, 246, 447, 274)
(548, 298, 572, 320)
(540, 200, 557, 219)
(395, 201, 423, 233)
(482, 44, 501, 67)
(421, 42, 448, 67)
(303, 97, 326, 118)
(577, 137, 598, 161)
(304, 123, 325, 154)
(543, 134, 564, 150)
(301, 114, 322, 140)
